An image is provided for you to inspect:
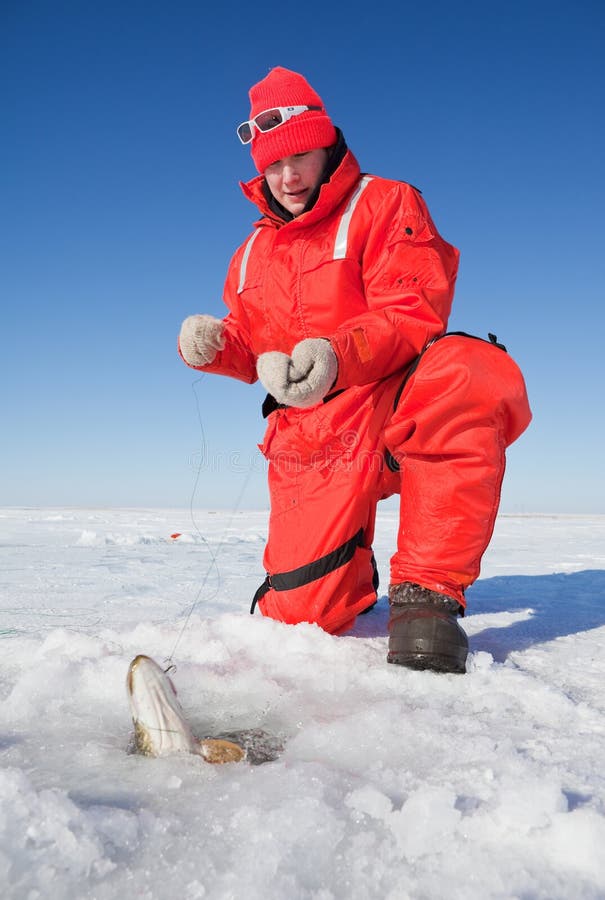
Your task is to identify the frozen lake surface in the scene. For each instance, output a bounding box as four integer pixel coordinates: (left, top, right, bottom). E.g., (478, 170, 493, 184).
(1, 507, 605, 899)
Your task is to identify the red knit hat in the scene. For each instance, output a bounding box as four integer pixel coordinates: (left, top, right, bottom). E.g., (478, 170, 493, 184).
(246, 67, 337, 173)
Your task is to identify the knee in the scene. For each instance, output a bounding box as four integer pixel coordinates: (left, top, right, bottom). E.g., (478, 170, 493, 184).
(463, 339, 531, 441)
(441, 337, 532, 444)
(387, 336, 532, 450)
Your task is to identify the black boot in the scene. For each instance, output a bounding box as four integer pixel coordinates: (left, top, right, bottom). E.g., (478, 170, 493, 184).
(387, 582, 468, 673)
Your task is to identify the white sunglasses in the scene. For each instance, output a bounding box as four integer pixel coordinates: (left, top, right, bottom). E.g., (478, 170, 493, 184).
(236, 105, 322, 144)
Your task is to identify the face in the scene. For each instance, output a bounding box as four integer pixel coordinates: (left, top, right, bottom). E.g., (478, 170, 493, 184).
(264, 148, 329, 216)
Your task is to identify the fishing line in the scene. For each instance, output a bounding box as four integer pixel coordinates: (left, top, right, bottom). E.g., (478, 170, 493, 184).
(164, 375, 255, 669)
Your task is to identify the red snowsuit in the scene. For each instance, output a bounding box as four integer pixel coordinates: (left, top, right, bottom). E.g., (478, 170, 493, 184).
(181, 149, 531, 633)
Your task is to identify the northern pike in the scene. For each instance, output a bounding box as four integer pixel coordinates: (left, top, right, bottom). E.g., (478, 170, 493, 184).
(127, 654, 245, 764)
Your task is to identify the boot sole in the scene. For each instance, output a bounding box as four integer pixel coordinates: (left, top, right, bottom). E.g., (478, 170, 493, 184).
(387, 651, 466, 674)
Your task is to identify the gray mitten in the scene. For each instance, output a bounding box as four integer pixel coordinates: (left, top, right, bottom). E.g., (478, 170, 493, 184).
(257, 338, 338, 408)
(179, 315, 225, 367)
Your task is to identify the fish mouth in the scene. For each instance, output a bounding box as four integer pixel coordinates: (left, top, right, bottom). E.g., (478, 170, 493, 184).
(126, 654, 149, 695)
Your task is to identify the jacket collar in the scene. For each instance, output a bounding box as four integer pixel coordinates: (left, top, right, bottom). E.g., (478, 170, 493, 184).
(240, 144, 362, 230)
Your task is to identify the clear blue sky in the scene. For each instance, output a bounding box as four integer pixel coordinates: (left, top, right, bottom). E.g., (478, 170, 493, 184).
(2, 0, 604, 513)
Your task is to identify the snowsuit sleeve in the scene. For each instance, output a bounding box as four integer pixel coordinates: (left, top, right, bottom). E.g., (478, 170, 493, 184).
(177, 244, 258, 385)
(329, 182, 460, 391)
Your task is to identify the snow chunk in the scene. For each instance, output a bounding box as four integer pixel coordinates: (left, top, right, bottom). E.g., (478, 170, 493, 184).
(0, 768, 116, 892)
(75, 529, 98, 546)
(346, 785, 393, 822)
(390, 786, 462, 861)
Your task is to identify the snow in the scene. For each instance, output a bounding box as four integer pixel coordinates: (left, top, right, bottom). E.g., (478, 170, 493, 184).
(1, 507, 605, 899)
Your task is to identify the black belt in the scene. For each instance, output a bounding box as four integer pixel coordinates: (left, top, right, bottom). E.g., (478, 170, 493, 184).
(262, 388, 345, 418)
(250, 528, 365, 613)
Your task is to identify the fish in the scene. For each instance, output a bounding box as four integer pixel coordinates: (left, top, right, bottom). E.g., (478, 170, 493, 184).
(126, 654, 245, 764)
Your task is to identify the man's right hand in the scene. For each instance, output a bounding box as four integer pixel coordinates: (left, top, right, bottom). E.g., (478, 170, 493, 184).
(179, 315, 225, 367)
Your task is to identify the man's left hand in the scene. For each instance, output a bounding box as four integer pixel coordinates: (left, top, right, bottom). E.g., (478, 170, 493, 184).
(257, 338, 338, 408)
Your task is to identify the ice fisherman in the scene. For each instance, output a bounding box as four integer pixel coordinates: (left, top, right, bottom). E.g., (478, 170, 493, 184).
(178, 67, 532, 674)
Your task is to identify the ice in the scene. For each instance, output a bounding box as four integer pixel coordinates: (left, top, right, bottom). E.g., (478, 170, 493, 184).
(1, 507, 605, 898)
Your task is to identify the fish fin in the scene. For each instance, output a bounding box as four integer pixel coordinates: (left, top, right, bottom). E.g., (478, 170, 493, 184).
(198, 738, 246, 764)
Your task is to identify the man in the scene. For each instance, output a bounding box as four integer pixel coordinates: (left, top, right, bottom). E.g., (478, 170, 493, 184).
(179, 66, 531, 674)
